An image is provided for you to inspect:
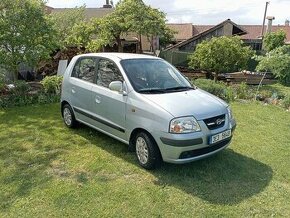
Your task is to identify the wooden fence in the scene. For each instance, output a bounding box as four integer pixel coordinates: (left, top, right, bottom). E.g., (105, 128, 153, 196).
(177, 67, 277, 85)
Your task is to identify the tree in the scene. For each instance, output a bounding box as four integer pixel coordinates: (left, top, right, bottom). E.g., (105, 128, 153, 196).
(99, 0, 170, 53)
(263, 30, 286, 52)
(49, 7, 104, 52)
(49, 6, 86, 48)
(189, 36, 254, 81)
(138, 6, 172, 53)
(98, 10, 129, 52)
(0, 0, 58, 81)
(49, 6, 107, 53)
(66, 18, 103, 51)
(118, 0, 169, 53)
(256, 45, 290, 85)
(159, 28, 176, 49)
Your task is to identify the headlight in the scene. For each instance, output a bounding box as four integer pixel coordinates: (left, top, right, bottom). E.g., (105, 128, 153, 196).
(169, 116, 201, 134)
(227, 106, 233, 120)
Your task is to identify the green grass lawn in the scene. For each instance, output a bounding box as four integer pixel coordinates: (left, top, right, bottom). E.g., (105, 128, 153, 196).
(0, 102, 290, 217)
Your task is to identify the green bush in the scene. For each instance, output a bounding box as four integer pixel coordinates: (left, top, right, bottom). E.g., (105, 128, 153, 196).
(0, 92, 60, 108)
(282, 95, 290, 109)
(41, 75, 63, 94)
(256, 89, 273, 101)
(0, 70, 6, 91)
(10, 80, 30, 95)
(235, 82, 250, 99)
(256, 45, 290, 86)
(193, 79, 234, 102)
(0, 80, 5, 92)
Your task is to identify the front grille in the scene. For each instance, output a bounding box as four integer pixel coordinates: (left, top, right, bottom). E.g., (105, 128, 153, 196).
(203, 114, 225, 130)
(179, 137, 231, 159)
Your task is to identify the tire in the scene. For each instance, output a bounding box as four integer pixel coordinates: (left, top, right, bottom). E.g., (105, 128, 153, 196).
(135, 132, 161, 170)
(62, 104, 78, 128)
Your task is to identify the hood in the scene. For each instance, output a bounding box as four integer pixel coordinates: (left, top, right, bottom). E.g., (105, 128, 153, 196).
(142, 89, 228, 120)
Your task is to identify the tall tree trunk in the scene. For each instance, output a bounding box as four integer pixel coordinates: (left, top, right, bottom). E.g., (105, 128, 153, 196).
(138, 33, 142, 54)
(11, 63, 18, 82)
(147, 36, 153, 53)
(116, 36, 123, 52)
(214, 72, 218, 82)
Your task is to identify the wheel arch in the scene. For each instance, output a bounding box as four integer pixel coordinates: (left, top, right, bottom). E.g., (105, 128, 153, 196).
(129, 128, 162, 158)
(61, 100, 70, 117)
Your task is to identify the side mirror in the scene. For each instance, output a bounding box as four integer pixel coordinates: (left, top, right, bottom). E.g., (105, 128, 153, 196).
(109, 81, 123, 93)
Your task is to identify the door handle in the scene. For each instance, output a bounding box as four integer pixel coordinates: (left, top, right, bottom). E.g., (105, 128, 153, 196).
(95, 95, 101, 104)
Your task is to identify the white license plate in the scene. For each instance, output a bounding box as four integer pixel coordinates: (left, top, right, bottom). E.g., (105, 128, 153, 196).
(210, 130, 231, 144)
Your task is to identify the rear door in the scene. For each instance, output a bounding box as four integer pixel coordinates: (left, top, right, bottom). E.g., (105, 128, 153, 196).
(69, 57, 97, 123)
(90, 58, 127, 140)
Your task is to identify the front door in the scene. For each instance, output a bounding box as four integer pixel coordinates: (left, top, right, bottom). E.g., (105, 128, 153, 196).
(91, 58, 127, 141)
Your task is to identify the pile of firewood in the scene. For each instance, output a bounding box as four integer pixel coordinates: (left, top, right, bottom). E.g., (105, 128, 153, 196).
(37, 47, 85, 77)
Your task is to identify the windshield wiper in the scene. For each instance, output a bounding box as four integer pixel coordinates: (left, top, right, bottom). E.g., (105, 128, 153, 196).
(138, 88, 166, 94)
(164, 86, 195, 92)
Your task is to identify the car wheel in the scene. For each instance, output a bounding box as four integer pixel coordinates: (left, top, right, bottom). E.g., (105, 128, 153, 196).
(135, 132, 161, 170)
(62, 104, 78, 128)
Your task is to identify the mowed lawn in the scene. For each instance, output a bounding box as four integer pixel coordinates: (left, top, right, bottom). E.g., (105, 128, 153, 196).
(0, 102, 290, 217)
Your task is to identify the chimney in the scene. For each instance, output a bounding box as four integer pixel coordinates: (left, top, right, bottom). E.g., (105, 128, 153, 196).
(266, 16, 275, 33)
(286, 19, 290, 27)
(103, 0, 112, 8)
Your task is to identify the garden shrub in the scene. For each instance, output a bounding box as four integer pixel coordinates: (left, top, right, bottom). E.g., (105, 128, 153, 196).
(282, 95, 290, 109)
(41, 75, 63, 94)
(0, 78, 5, 92)
(256, 89, 273, 101)
(10, 80, 30, 95)
(0, 92, 60, 108)
(0, 79, 60, 108)
(193, 79, 234, 102)
(235, 82, 250, 99)
(0, 69, 6, 91)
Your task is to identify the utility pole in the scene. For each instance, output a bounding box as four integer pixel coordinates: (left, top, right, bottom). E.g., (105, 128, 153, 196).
(261, 1, 270, 39)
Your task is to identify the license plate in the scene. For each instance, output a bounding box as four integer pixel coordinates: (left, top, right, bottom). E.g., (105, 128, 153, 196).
(210, 130, 231, 144)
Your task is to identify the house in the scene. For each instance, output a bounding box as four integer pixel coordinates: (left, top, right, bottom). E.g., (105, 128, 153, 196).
(161, 19, 247, 66)
(166, 23, 193, 43)
(47, 7, 114, 20)
(162, 18, 290, 66)
(166, 18, 290, 52)
(45, 2, 156, 53)
(165, 19, 247, 52)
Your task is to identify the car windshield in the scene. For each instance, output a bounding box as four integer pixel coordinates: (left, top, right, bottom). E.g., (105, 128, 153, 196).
(121, 59, 193, 94)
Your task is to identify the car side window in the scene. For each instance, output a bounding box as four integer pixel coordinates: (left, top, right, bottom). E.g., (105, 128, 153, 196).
(71, 58, 96, 83)
(96, 59, 123, 88)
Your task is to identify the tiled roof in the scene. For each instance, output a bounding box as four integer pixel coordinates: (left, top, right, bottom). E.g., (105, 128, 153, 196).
(51, 8, 113, 20)
(192, 24, 290, 43)
(240, 25, 290, 43)
(166, 23, 193, 42)
(168, 22, 290, 44)
(165, 19, 246, 51)
(192, 25, 213, 36)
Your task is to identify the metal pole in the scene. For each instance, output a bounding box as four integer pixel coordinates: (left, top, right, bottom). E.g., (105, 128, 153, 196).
(261, 1, 269, 39)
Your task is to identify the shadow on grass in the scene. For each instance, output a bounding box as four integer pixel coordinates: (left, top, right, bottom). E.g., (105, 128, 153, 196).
(0, 105, 273, 208)
(153, 149, 273, 205)
(0, 104, 65, 211)
(76, 125, 273, 206)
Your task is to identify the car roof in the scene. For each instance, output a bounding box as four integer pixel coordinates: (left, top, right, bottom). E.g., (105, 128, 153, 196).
(75, 52, 160, 60)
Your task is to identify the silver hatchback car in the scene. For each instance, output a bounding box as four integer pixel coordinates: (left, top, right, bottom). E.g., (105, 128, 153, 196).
(61, 53, 236, 169)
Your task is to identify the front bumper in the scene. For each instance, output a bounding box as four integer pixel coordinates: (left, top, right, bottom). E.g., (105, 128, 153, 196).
(154, 118, 237, 164)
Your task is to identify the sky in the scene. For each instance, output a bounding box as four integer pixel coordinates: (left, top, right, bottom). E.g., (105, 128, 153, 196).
(47, 0, 290, 25)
